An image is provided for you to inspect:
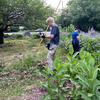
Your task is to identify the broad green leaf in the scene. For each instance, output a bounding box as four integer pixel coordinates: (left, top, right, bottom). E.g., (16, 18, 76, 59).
(42, 94, 50, 100)
(58, 93, 66, 100)
(72, 52, 79, 58)
(79, 92, 91, 100)
(51, 88, 58, 93)
(40, 72, 48, 79)
(77, 75, 89, 87)
(56, 67, 63, 76)
(95, 86, 100, 100)
(40, 81, 48, 88)
(66, 54, 72, 62)
(93, 67, 100, 80)
(69, 45, 74, 55)
(45, 66, 51, 74)
(93, 80, 100, 92)
(88, 93, 94, 97)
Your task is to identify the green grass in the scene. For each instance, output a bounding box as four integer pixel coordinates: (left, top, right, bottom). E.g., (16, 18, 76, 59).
(0, 37, 66, 99)
(0, 38, 43, 98)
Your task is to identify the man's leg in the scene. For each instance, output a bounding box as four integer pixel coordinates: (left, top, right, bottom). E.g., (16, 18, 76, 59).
(47, 46, 57, 72)
(76, 43, 79, 52)
(53, 50, 56, 60)
(47, 50, 53, 72)
(72, 42, 76, 53)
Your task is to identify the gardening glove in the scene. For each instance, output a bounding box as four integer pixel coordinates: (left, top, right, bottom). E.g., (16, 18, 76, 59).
(42, 35, 46, 39)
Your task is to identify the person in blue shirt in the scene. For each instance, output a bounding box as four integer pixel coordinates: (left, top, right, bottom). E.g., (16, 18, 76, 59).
(72, 29, 80, 53)
(43, 17, 60, 72)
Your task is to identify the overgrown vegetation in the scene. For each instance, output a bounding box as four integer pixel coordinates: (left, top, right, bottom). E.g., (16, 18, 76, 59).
(41, 46, 100, 100)
(41, 50, 100, 100)
(41, 25, 100, 100)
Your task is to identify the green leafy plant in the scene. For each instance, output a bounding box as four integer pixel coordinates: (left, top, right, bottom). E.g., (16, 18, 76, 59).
(41, 46, 100, 100)
(41, 58, 67, 100)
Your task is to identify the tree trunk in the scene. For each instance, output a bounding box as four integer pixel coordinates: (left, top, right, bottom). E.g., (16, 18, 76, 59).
(0, 30, 4, 44)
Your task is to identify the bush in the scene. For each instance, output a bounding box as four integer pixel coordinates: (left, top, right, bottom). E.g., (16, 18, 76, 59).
(80, 38, 99, 53)
(12, 55, 36, 71)
(59, 26, 66, 32)
(11, 26, 19, 32)
(80, 36, 100, 65)
(32, 33, 40, 39)
(66, 24, 75, 37)
(60, 31, 72, 53)
(13, 34, 23, 39)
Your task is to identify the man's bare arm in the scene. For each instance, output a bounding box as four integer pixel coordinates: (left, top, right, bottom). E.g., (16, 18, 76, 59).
(77, 36, 80, 42)
(46, 34, 54, 39)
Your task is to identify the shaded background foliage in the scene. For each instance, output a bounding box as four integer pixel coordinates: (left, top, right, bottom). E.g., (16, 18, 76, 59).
(57, 0, 100, 32)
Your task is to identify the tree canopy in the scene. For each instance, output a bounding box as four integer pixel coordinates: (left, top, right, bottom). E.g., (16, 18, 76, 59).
(0, 0, 53, 30)
(57, 0, 100, 32)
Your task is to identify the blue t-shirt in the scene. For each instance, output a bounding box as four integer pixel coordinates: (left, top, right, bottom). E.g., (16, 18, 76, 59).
(50, 24, 60, 45)
(72, 32, 79, 43)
